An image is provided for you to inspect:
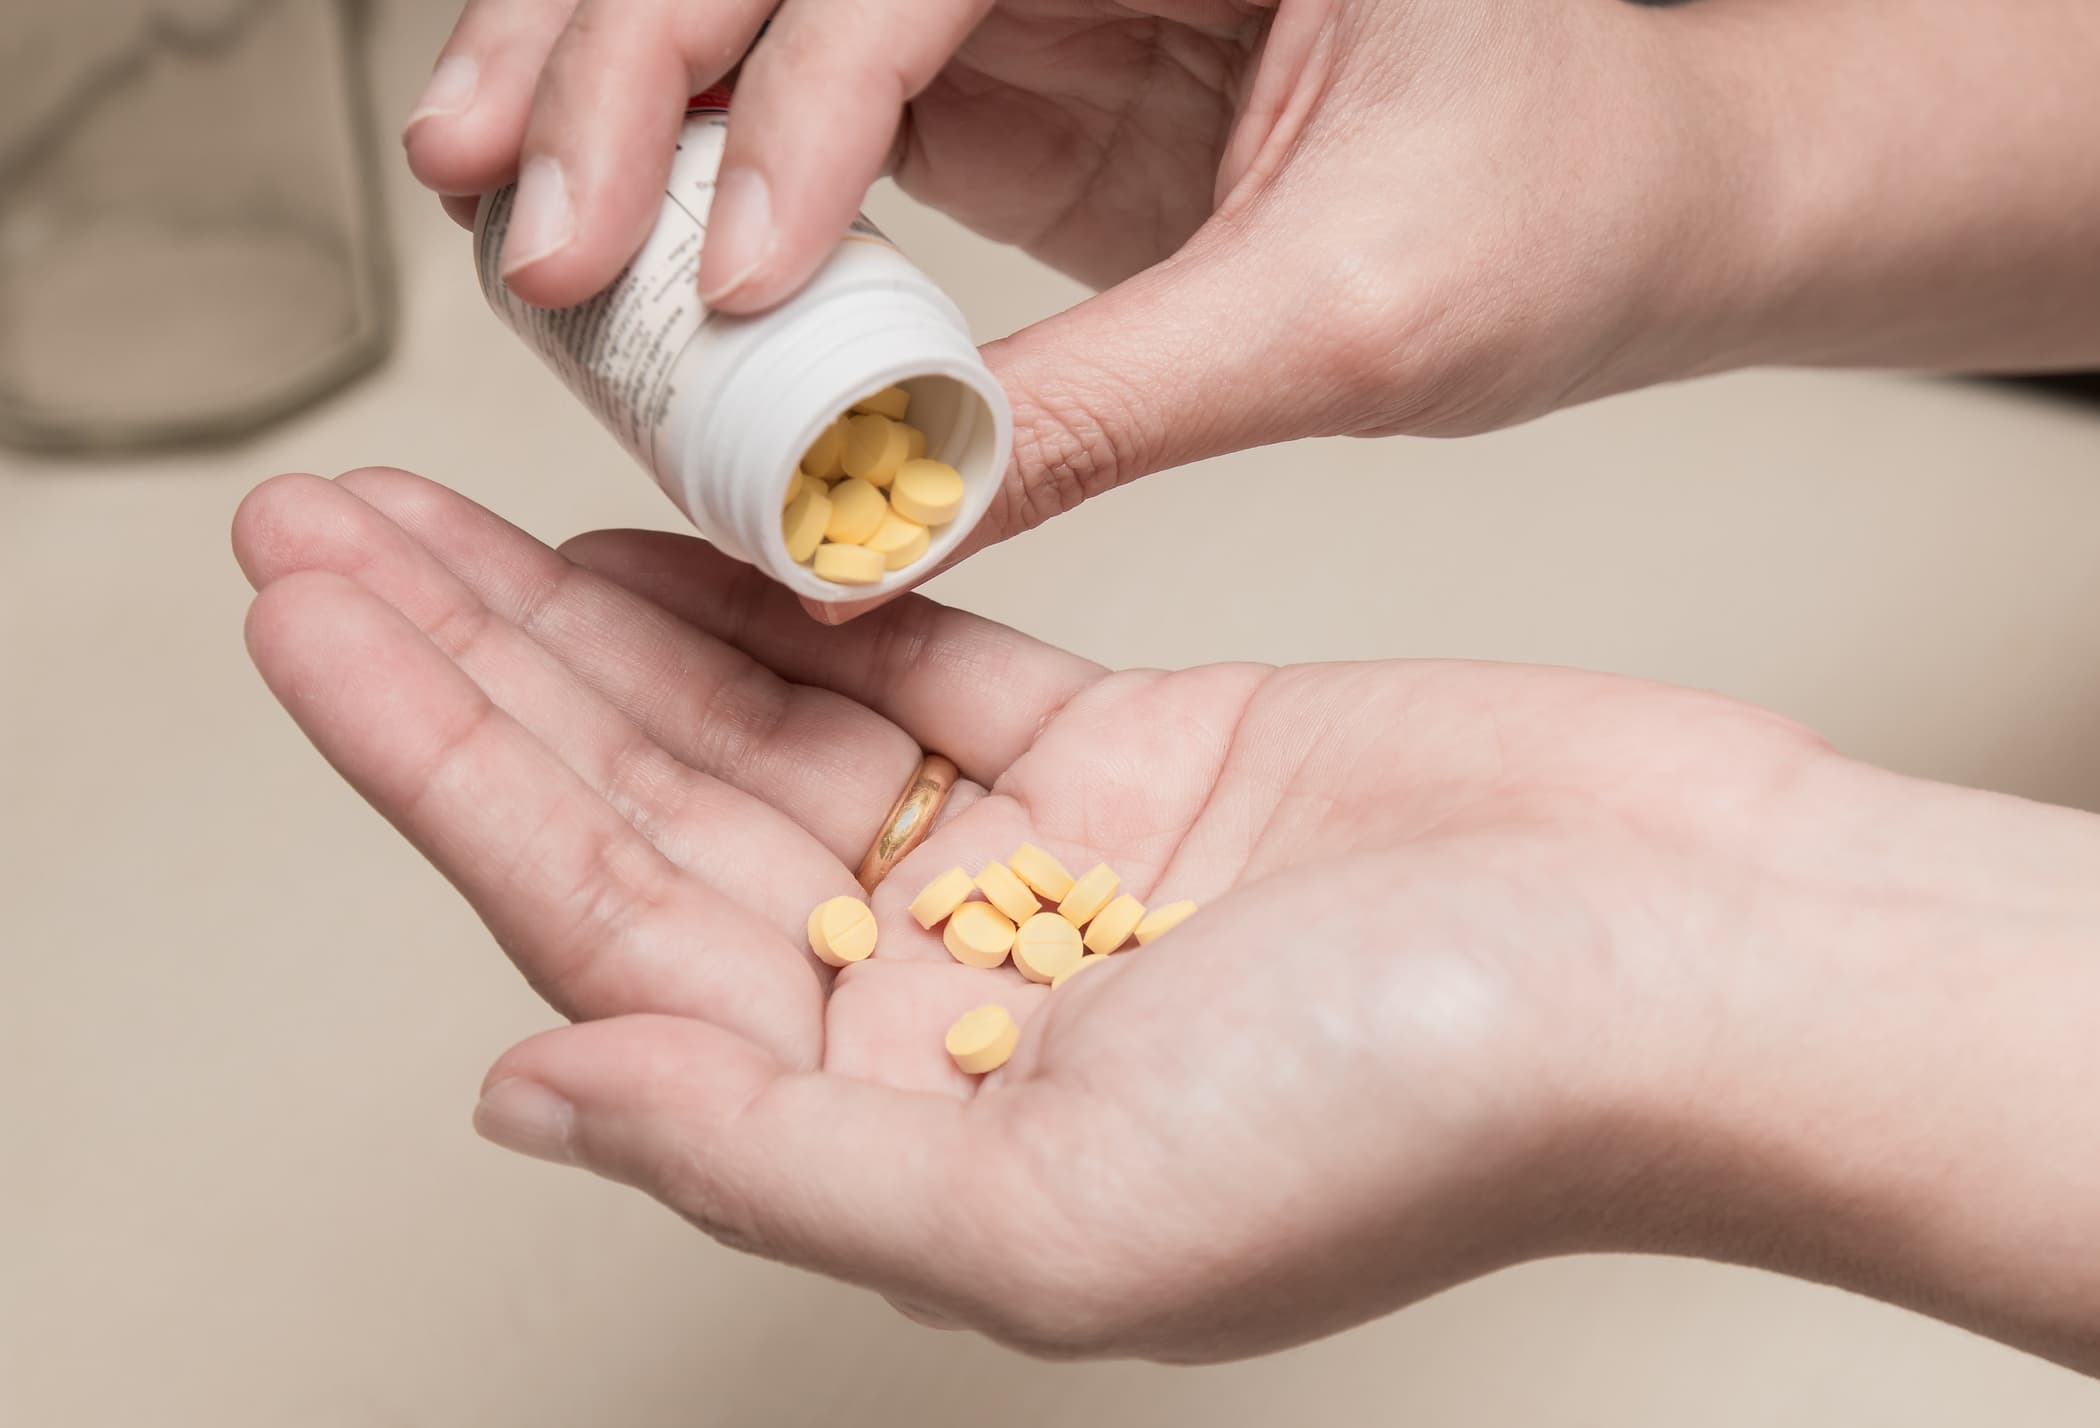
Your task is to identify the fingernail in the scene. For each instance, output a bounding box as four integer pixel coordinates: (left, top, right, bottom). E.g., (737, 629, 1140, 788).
(439, 193, 482, 230)
(699, 167, 774, 304)
(501, 156, 574, 276)
(811, 601, 846, 625)
(403, 55, 478, 137)
(473, 1078, 576, 1165)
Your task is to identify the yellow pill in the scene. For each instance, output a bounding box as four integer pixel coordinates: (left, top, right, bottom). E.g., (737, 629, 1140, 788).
(883, 526, 927, 570)
(1083, 893, 1145, 955)
(851, 384, 911, 420)
(1134, 899, 1196, 946)
(806, 895, 877, 968)
(1052, 953, 1110, 989)
(842, 413, 910, 486)
(943, 901, 1016, 969)
(813, 541, 884, 585)
(974, 861, 1040, 924)
(945, 1004, 1018, 1076)
(889, 459, 964, 526)
(1012, 912, 1083, 984)
(800, 418, 846, 479)
(824, 476, 887, 543)
(902, 424, 927, 460)
(782, 487, 832, 563)
(1057, 863, 1120, 927)
(782, 471, 803, 509)
(864, 511, 929, 571)
(1008, 843, 1074, 902)
(909, 866, 974, 929)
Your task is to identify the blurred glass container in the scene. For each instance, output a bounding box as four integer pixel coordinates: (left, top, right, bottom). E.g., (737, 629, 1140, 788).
(0, 0, 394, 451)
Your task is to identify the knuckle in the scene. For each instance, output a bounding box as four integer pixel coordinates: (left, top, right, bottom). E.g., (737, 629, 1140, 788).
(856, 596, 940, 689)
(1305, 254, 1442, 414)
(521, 831, 672, 1011)
(1311, 251, 1560, 437)
(740, 10, 840, 93)
(1000, 381, 1146, 537)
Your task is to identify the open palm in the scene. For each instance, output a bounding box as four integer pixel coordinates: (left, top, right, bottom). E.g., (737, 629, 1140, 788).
(234, 467, 1830, 1359)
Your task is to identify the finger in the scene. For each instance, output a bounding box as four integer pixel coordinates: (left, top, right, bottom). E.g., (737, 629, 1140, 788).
(331, 468, 926, 860)
(233, 472, 850, 949)
(402, 0, 578, 197)
(440, 193, 483, 230)
(244, 570, 822, 1064)
(558, 528, 1104, 784)
(879, 207, 1331, 595)
(697, 0, 996, 311)
(475, 1013, 1058, 1321)
(794, 208, 1336, 623)
(500, 0, 776, 304)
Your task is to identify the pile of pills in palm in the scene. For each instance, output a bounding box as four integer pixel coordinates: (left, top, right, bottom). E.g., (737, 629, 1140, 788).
(802, 842, 1197, 1076)
(782, 384, 966, 585)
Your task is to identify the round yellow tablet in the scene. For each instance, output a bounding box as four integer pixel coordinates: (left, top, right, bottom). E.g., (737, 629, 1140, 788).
(806, 895, 877, 968)
(851, 384, 911, 421)
(877, 524, 927, 570)
(945, 1004, 1018, 1075)
(782, 471, 804, 509)
(974, 861, 1040, 924)
(1013, 912, 1083, 984)
(1052, 953, 1110, 989)
(1134, 899, 1196, 946)
(943, 901, 1016, 969)
(902, 424, 928, 460)
(1008, 844, 1075, 902)
(813, 542, 884, 585)
(889, 459, 964, 526)
(1057, 863, 1120, 928)
(824, 477, 887, 544)
(842, 413, 909, 487)
(800, 418, 845, 479)
(782, 487, 832, 563)
(909, 866, 974, 930)
(1083, 893, 1145, 955)
(864, 510, 928, 564)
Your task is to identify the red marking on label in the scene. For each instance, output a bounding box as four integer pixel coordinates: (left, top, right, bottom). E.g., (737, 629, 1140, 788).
(687, 85, 733, 113)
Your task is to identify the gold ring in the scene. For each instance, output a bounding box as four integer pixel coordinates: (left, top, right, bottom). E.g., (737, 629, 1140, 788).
(855, 753, 959, 891)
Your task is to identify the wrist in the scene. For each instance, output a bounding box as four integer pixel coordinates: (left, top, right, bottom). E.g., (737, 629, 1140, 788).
(1666, 0, 2100, 374)
(1595, 756, 2100, 1368)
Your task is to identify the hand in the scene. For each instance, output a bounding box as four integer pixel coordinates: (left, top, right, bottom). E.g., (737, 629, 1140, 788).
(402, 2, 2100, 611)
(227, 465, 1923, 1360)
(399, 0, 1778, 574)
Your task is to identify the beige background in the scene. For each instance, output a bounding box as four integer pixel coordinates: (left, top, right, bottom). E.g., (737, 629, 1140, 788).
(7, 2, 2100, 1423)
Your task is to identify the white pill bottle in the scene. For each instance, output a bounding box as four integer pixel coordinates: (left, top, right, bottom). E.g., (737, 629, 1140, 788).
(472, 87, 1012, 599)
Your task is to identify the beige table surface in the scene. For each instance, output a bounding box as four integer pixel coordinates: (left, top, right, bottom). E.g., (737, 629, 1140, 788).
(8, 4, 2100, 1424)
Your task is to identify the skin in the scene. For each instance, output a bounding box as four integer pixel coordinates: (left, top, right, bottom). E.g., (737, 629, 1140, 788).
(402, 0, 2100, 609)
(233, 469, 2100, 1368)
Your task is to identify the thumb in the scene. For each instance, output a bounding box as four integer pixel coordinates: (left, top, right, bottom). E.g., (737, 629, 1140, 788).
(801, 207, 1337, 623)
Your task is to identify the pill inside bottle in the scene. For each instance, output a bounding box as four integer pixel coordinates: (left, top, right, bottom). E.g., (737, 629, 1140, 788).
(472, 86, 1012, 602)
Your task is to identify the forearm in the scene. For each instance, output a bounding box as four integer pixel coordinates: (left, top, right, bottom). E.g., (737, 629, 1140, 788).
(1681, 0, 2100, 373)
(1619, 760, 2100, 1372)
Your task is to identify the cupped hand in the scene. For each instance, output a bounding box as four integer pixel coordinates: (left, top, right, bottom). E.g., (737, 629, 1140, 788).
(232, 467, 1834, 1359)
(401, 0, 1774, 570)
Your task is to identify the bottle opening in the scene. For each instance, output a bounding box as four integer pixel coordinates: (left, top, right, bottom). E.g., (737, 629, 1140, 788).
(770, 368, 1006, 597)
(896, 374, 997, 476)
